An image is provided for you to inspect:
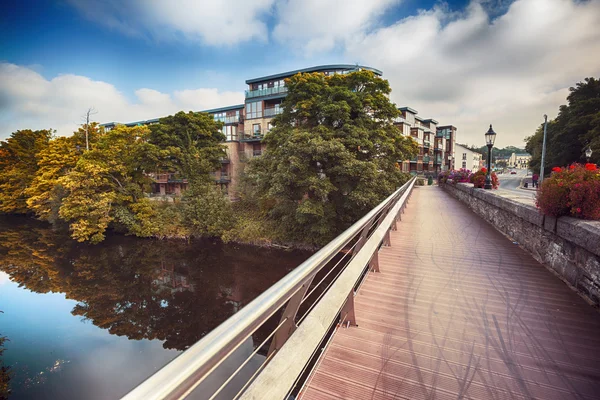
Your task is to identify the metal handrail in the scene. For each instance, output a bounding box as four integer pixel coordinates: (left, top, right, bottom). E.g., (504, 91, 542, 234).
(121, 177, 416, 400)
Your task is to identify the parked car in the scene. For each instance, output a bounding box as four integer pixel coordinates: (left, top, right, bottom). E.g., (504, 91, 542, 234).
(510, 170, 517, 174)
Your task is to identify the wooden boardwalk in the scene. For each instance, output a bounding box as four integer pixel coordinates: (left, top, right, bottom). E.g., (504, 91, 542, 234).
(301, 186, 600, 400)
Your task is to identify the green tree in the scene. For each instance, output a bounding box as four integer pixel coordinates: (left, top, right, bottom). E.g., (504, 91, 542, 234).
(0, 129, 52, 214)
(183, 182, 234, 238)
(24, 130, 91, 222)
(244, 71, 417, 245)
(59, 125, 159, 243)
(149, 111, 226, 183)
(526, 77, 600, 175)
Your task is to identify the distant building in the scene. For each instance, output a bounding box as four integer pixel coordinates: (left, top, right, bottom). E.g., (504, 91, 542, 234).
(509, 153, 531, 169)
(454, 144, 483, 172)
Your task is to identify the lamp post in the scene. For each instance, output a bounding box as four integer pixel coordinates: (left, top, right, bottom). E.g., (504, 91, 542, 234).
(484, 124, 496, 190)
(540, 114, 548, 184)
(585, 146, 593, 163)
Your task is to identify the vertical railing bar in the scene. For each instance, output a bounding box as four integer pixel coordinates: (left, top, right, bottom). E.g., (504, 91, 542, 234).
(208, 316, 290, 400)
(299, 238, 362, 307)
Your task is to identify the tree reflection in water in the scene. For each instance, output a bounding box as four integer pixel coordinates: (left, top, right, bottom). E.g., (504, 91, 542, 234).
(0, 216, 310, 352)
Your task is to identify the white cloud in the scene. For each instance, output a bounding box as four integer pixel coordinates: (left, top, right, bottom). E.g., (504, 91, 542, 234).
(273, 0, 400, 53)
(0, 63, 244, 139)
(0, 271, 10, 286)
(67, 0, 275, 46)
(344, 0, 600, 147)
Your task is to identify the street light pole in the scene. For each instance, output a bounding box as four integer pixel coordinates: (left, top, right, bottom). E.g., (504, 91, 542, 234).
(484, 125, 497, 190)
(540, 114, 548, 184)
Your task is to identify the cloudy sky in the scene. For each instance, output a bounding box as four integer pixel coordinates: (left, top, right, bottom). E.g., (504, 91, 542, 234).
(1, 0, 599, 147)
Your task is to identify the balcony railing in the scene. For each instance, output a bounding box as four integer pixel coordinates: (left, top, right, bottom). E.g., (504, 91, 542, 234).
(423, 140, 430, 148)
(423, 156, 430, 163)
(245, 86, 288, 99)
(214, 116, 242, 124)
(264, 108, 282, 118)
(150, 173, 187, 183)
(241, 131, 264, 142)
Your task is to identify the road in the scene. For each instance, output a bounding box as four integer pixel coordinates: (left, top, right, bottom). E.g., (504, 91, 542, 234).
(496, 168, 536, 204)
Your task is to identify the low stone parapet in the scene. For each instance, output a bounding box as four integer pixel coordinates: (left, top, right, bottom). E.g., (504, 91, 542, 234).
(442, 183, 600, 306)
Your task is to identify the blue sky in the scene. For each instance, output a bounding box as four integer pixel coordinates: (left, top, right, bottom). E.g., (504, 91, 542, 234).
(1, 0, 599, 146)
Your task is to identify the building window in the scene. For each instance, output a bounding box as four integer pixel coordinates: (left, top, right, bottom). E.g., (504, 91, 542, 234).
(221, 125, 237, 141)
(253, 123, 261, 134)
(462, 153, 467, 160)
(462, 161, 467, 169)
(246, 101, 263, 119)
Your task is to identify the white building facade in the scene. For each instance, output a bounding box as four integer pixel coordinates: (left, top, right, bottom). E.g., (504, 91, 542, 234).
(454, 144, 483, 172)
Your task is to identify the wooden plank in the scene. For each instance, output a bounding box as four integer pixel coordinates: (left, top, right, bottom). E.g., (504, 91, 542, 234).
(301, 186, 600, 400)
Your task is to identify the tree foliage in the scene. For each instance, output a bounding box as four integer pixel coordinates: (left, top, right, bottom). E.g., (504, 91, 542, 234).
(244, 71, 417, 245)
(526, 77, 600, 175)
(0, 129, 52, 214)
(59, 125, 159, 243)
(149, 111, 226, 183)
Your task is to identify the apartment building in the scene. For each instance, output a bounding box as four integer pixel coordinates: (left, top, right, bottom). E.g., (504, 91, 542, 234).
(454, 143, 483, 172)
(101, 64, 455, 197)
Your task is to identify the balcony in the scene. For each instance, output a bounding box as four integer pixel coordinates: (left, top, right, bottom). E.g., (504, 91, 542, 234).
(423, 140, 430, 148)
(214, 115, 242, 125)
(245, 86, 288, 99)
(264, 108, 282, 118)
(211, 172, 231, 183)
(423, 155, 430, 163)
(150, 173, 187, 183)
(241, 131, 264, 142)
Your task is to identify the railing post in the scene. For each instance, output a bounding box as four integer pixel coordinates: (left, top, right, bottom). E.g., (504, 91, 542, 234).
(383, 229, 391, 246)
(369, 252, 379, 272)
(267, 278, 313, 357)
(340, 291, 356, 327)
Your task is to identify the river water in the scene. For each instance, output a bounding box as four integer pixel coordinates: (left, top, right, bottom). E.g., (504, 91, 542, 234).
(0, 216, 310, 399)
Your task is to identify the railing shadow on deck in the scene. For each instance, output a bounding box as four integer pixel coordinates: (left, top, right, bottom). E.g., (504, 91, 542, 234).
(121, 177, 417, 400)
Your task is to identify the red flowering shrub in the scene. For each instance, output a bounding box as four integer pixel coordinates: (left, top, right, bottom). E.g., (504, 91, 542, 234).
(536, 163, 600, 219)
(449, 168, 471, 183)
(471, 169, 499, 189)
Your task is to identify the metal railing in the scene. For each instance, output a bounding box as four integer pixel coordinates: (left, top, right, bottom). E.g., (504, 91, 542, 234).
(122, 177, 416, 400)
(241, 131, 263, 142)
(264, 108, 282, 118)
(245, 86, 288, 99)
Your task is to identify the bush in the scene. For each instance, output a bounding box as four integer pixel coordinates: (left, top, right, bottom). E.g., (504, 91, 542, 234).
(183, 183, 235, 237)
(438, 171, 449, 184)
(416, 178, 426, 186)
(471, 168, 499, 189)
(536, 163, 600, 219)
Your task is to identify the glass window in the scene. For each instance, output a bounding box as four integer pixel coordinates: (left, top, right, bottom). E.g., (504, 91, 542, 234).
(246, 101, 263, 119)
(253, 123, 261, 134)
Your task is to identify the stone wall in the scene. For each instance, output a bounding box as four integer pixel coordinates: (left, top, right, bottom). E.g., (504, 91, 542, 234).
(442, 183, 600, 307)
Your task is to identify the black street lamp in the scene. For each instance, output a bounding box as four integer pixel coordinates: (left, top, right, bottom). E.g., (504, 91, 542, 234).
(484, 124, 496, 190)
(585, 146, 593, 163)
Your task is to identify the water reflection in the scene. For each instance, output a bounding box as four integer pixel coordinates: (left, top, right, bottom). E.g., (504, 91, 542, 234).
(0, 216, 309, 399)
